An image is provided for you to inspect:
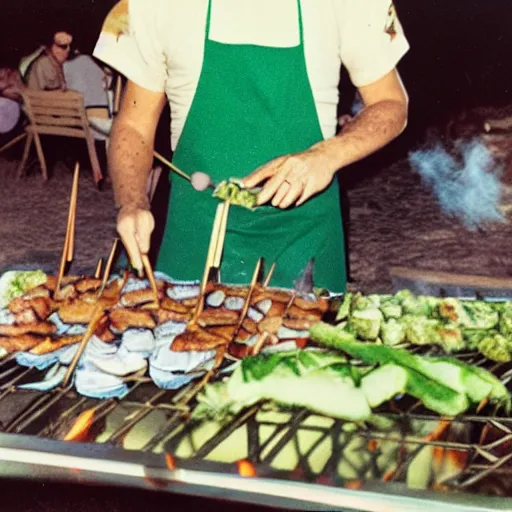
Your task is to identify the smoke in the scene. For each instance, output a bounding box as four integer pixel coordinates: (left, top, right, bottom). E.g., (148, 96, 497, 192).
(409, 139, 505, 230)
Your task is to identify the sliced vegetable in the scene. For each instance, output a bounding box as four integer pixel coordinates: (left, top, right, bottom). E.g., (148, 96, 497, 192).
(195, 350, 372, 422)
(349, 308, 383, 340)
(310, 322, 510, 416)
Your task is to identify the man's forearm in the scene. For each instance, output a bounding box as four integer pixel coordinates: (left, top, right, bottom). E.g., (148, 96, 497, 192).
(315, 99, 408, 173)
(108, 119, 154, 211)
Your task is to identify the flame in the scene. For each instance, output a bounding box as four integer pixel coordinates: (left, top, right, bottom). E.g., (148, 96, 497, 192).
(368, 439, 379, 452)
(383, 469, 397, 482)
(165, 453, 176, 471)
(237, 460, 256, 478)
(345, 480, 363, 490)
(64, 408, 95, 442)
(423, 420, 452, 443)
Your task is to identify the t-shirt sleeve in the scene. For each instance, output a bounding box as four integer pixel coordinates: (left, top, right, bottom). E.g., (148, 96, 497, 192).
(93, 0, 167, 92)
(337, 0, 409, 88)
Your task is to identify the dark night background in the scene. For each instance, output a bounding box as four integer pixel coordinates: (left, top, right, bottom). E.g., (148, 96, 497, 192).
(1, 0, 511, 153)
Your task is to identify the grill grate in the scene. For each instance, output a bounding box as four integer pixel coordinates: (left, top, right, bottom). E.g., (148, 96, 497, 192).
(0, 348, 510, 498)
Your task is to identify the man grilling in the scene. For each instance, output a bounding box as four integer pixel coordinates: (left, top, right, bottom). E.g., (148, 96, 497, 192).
(94, 0, 409, 293)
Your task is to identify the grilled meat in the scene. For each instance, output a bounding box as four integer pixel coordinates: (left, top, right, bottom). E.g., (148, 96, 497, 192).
(109, 308, 156, 332)
(197, 309, 239, 327)
(160, 296, 190, 314)
(0, 334, 49, 352)
(30, 335, 83, 355)
(258, 316, 283, 335)
(241, 317, 258, 335)
(0, 322, 56, 337)
(58, 300, 98, 324)
(155, 309, 190, 324)
(283, 317, 314, 331)
(287, 305, 323, 322)
(172, 324, 228, 352)
(75, 278, 102, 294)
(121, 288, 162, 308)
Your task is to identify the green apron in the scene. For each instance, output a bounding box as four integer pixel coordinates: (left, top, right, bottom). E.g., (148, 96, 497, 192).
(157, 0, 346, 292)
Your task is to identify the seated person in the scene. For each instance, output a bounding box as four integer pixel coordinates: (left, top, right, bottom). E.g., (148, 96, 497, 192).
(0, 67, 23, 102)
(26, 31, 73, 91)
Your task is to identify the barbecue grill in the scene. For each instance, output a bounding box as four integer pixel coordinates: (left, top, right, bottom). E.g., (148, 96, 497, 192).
(0, 266, 511, 511)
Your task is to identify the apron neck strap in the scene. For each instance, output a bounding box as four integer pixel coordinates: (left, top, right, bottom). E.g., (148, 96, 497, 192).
(205, 0, 305, 45)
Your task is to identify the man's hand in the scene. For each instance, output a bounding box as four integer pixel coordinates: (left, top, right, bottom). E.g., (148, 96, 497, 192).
(117, 207, 155, 273)
(242, 147, 338, 208)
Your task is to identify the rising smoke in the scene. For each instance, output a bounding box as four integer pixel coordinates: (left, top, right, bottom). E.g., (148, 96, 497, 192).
(409, 139, 505, 230)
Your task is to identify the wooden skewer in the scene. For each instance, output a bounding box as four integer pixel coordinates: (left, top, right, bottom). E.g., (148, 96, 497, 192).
(213, 201, 230, 269)
(141, 253, 159, 307)
(215, 258, 263, 363)
(94, 259, 103, 279)
(62, 304, 104, 388)
(252, 331, 270, 356)
(66, 163, 80, 262)
(193, 202, 226, 322)
(63, 271, 128, 388)
(98, 238, 119, 297)
(263, 262, 276, 287)
(55, 163, 80, 297)
(236, 258, 262, 332)
(113, 74, 122, 115)
(153, 151, 192, 182)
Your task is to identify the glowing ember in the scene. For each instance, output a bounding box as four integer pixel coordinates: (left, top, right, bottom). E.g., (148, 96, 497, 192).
(237, 460, 257, 478)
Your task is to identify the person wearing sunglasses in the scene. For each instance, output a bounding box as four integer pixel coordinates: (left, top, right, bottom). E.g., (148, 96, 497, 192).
(26, 31, 73, 91)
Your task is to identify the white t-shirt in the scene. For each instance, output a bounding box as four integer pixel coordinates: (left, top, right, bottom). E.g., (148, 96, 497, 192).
(94, 0, 409, 150)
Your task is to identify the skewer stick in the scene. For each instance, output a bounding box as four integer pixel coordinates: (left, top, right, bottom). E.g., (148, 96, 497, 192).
(193, 203, 225, 322)
(63, 273, 128, 389)
(153, 151, 192, 182)
(55, 163, 80, 298)
(98, 238, 119, 297)
(236, 258, 262, 332)
(141, 253, 159, 307)
(213, 201, 230, 269)
(94, 259, 103, 279)
(252, 331, 270, 356)
(62, 304, 104, 388)
(263, 262, 276, 287)
(66, 163, 80, 262)
(113, 74, 122, 115)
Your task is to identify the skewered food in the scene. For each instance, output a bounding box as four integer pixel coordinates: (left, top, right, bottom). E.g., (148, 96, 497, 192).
(1, 264, 510, 419)
(212, 180, 259, 210)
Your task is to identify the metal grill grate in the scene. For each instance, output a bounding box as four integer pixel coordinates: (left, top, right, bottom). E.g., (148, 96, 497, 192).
(0, 347, 510, 499)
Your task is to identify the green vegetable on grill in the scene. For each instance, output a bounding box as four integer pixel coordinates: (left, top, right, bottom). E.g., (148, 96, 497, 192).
(381, 319, 406, 346)
(333, 289, 512, 362)
(0, 270, 48, 307)
(194, 350, 374, 422)
(194, 336, 510, 422)
(309, 322, 510, 417)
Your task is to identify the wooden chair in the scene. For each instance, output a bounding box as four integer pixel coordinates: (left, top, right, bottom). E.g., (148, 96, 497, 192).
(17, 89, 103, 185)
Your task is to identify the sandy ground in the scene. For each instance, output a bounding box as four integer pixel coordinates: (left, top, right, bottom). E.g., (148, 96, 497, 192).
(1, 140, 511, 293)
